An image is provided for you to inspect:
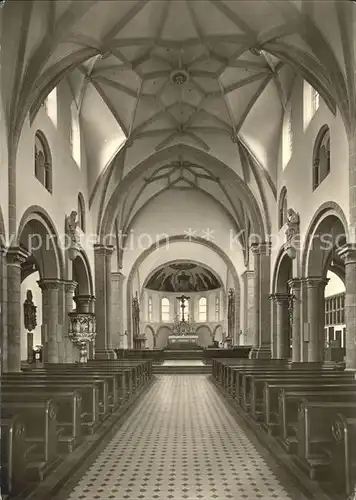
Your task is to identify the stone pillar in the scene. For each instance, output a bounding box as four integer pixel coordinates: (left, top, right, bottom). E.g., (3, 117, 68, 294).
(105, 245, 114, 346)
(37, 279, 61, 364)
(64, 281, 77, 363)
(111, 271, 124, 349)
(305, 277, 328, 363)
(250, 242, 271, 359)
(270, 295, 277, 358)
(339, 244, 356, 370)
(241, 270, 254, 345)
(272, 294, 290, 359)
(94, 244, 107, 350)
(288, 278, 302, 363)
(0, 245, 8, 372)
(6, 247, 29, 372)
(94, 244, 115, 359)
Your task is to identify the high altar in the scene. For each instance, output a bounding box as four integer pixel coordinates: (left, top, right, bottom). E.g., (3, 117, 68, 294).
(167, 294, 199, 349)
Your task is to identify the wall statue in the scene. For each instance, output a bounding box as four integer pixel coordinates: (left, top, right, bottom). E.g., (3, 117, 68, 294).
(23, 290, 37, 362)
(285, 208, 300, 244)
(66, 210, 81, 260)
(132, 292, 140, 338)
(227, 288, 236, 338)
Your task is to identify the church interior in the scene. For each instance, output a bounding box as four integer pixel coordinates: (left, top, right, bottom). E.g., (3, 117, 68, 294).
(0, 1, 356, 499)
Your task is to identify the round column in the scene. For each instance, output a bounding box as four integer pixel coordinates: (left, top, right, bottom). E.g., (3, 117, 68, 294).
(64, 281, 77, 363)
(288, 278, 302, 362)
(305, 277, 328, 363)
(274, 294, 290, 359)
(38, 279, 61, 363)
(339, 244, 356, 370)
(6, 247, 29, 371)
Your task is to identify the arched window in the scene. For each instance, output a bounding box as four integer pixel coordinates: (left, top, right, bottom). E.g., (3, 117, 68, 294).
(215, 296, 220, 321)
(34, 131, 52, 193)
(44, 87, 57, 127)
(77, 193, 85, 232)
(148, 297, 153, 322)
(161, 298, 170, 322)
(199, 297, 207, 322)
(278, 187, 288, 229)
(312, 88, 320, 116)
(313, 126, 330, 190)
(303, 81, 320, 129)
(70, 102, 81, 166)
(282, 102, 292, 169)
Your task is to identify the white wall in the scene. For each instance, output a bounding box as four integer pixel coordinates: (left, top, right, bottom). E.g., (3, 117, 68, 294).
(15, 80, 95, 280)
(122, 189, 246, 280)
(271, 75, 349, 279)
(325, 271, 345, 297)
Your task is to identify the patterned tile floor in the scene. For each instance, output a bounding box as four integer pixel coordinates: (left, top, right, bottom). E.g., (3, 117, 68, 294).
(60, 375, 308, 500)
(162, 360, 204, 366)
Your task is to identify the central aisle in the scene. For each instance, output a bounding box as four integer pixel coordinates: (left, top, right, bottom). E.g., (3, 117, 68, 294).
(63, 375, 306, 500)
(162, 360, 205, 366)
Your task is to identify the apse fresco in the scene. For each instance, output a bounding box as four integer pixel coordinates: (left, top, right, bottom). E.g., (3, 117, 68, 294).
(146, 263, 221, 292)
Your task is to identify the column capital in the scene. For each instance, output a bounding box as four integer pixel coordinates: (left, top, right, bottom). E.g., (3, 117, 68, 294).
(304, 276, 329, 288)
(94, 244, 115, 256)
(37, 278, 61, 291)
(111, 271, 125, 280)
(251, 241, 271, 256)
(338, 243, 356, 265)
(288, 278, 303, 290)
(241, 269, 254, 278)
(63, 280, 78, 293)
(269, 293, 290, 304)
(105, 245, 115, 256)
(6, 246, 29, 265)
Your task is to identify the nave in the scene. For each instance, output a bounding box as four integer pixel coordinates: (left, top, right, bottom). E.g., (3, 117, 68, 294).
(55, 375, 304, 500)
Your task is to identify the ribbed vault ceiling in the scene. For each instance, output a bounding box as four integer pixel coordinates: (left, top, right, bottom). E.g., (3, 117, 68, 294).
(1, 0, 355, 245)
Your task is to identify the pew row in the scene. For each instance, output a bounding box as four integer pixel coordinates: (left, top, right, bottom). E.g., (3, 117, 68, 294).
(211, 357, 356, 497)
(1, 358, 153, 498)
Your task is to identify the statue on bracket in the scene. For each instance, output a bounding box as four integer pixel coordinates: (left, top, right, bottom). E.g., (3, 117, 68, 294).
(24, 290, 37, 363)
(227, 288, 235, 339)
(285, 208, 300, 242)
(285, 208, 300, 259)
(66, 210, 81, 260)
(132, 291, 140, 338)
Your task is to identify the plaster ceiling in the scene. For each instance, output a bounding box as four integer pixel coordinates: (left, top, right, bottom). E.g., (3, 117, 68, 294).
(1, 0, 354, 245)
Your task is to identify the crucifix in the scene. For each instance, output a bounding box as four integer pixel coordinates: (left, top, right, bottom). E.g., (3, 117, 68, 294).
(176, 294, 190, 322)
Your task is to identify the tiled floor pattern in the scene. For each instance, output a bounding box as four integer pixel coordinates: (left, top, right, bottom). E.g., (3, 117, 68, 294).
(162, 360, 204, 366)
(64, 375, 305, 500)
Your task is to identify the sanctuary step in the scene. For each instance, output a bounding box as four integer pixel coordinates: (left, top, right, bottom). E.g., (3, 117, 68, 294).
(163, 349, 204, 360)
(153, 360, 211, 374)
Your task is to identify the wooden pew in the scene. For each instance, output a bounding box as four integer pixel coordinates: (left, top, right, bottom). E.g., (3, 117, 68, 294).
(1, 399, 58, 481)
(296, 400, 356, 480)
(247, 372, 354, 415)
(18, 369, 116, 411)
(330, 413, 356, 497)
(1, 413, 26, 497)
(231, 367, 335, 406)
(2, 391, 82, 453)
(2, 381, 100, 435)
(278, 388, 356, 452)
(4, 373, 108, 417)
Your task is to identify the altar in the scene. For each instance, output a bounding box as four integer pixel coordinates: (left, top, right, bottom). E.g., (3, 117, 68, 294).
(167, 294, 199, 349)
(167, 335, 199, 349)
